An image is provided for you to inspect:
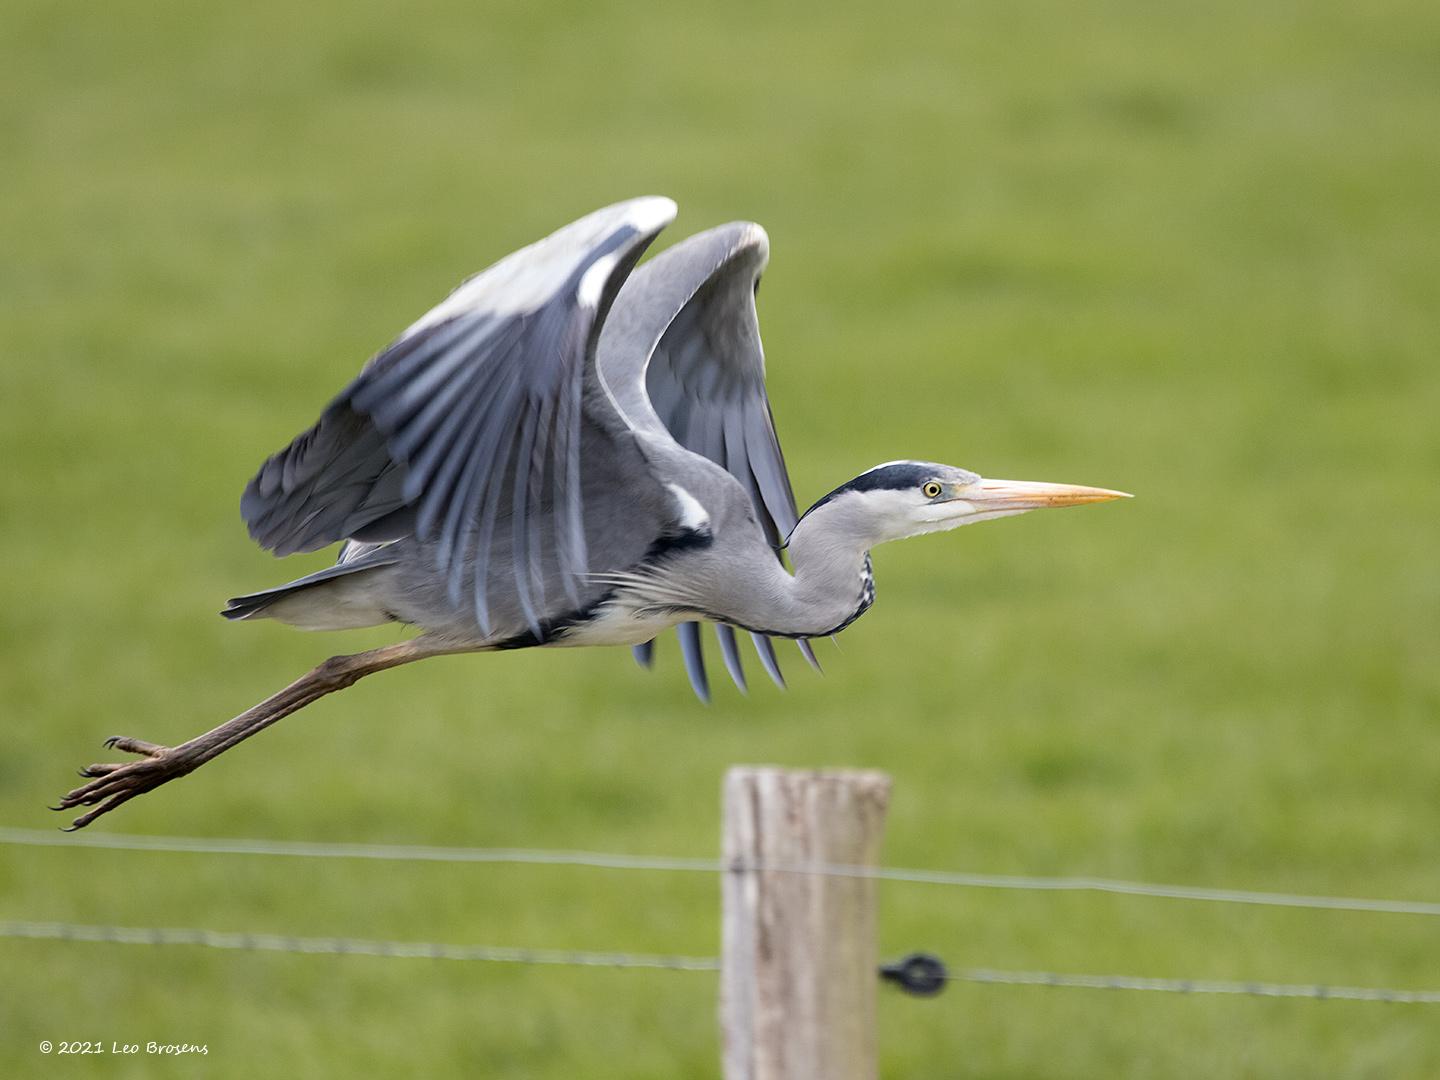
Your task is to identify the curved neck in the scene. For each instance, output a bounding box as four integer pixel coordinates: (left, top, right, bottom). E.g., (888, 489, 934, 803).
(722, 503, 878, 638)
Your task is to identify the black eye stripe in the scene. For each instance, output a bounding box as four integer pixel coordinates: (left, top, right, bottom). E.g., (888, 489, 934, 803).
(800, 462, 962, 523)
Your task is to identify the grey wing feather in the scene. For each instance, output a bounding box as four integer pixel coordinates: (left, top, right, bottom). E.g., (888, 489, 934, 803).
(633, 226, 800, 545)
(599, 222, 809, 693)
(240, 197, 677, 638)
(797, 637, 822, 672)
(715, 624, 748, 694)
(750, 632, 786, 689)
(677, 621, 711, 704)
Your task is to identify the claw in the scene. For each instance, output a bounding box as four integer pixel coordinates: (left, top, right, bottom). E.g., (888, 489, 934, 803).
(63, 773, 121, 807)
(53, 737, 197, 829)
(63, 775, 124, 807)
(64, 789, 144, 831)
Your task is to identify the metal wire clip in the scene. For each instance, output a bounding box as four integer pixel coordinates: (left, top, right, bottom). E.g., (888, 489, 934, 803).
(880, 952, 948, 997)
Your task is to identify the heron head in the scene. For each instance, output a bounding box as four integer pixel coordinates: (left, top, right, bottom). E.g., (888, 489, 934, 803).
(795, 461, 1129, 548)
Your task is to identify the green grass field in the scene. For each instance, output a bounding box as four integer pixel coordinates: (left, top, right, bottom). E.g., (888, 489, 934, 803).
(4, 0, 1439, 1075)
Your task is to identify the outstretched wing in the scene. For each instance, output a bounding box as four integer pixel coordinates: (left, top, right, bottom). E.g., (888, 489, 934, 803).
(600, 222, 819, 699)
(240, 197, 676, 637)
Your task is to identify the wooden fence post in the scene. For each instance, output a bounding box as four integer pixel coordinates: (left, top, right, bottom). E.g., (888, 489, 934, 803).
(721, 766, 892, 1080)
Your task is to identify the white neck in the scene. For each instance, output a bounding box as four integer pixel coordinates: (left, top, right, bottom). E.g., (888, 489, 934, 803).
(718, 499, 883, 638)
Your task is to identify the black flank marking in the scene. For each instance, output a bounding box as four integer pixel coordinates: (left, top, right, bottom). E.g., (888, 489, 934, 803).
(491, 522, 715, 650)
(640, 524, 714, 564)
(489, 592, 617, 650)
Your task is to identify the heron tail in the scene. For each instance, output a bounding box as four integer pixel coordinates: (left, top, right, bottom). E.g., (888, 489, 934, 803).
(221, 550, 402, 631)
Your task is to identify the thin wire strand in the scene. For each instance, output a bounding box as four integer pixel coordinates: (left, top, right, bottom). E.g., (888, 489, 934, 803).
(3, 920, 1437, 1003)
(0, 920, 718, 971)
(953, 968, 1440, 1004)
(5, 826, 1438, 917)
(0, 827, 717, 872)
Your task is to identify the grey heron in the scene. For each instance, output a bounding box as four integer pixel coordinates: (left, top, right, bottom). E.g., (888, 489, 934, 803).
(55, 196, 1128, 829)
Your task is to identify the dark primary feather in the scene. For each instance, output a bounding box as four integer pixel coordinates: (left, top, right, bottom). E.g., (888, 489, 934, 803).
(240, 198, 676, 639)
(715, 624, 747, 693)
(642, 260, 799, 548)
(677, 621, 711, 705)
(750, 632, 787, 688)
(608, 222, 815, 697)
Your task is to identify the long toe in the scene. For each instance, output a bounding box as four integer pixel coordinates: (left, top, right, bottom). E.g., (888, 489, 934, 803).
(54, 737, 192, 828)
(62, 790, 146, 832)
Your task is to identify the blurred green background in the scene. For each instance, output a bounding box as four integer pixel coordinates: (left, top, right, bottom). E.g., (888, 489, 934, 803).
(3, 0, 1438, 1075)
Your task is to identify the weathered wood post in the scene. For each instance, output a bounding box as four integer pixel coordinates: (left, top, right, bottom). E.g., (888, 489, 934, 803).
(721, 766, 892, 1080)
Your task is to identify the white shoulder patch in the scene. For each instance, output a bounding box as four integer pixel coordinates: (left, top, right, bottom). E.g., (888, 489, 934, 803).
(399, 196, 677, 340)
(666, 483, 711, 533)
(577, 252, 620, 308)
(628, 195, 679, 234)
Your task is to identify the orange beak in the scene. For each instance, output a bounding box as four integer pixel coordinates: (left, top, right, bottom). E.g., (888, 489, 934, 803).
(968, 478, 1133, 510)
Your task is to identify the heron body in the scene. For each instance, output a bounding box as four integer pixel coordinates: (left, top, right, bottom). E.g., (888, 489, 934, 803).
(56, 197, 1128, 828)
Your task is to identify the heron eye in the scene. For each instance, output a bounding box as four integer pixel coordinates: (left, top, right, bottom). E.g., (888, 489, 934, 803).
(922, 481, 942, 498)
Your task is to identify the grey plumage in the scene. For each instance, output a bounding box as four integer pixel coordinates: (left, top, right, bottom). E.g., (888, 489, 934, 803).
(240, 202, 668, 642)
(58, 195, 1129, 830)
(230, 198, 814, 697)
(597, 218, 810, 693)
(224, 197, 1127, 700)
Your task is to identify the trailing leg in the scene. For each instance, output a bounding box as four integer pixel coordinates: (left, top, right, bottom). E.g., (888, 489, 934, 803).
(54, 637, 457, 830)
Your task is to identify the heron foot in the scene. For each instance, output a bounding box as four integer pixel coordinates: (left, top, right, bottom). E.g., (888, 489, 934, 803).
(54, 737, 201, 831)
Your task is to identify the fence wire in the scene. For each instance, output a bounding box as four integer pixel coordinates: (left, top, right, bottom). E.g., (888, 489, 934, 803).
(4, 921, 1438, 1004)
(955, 967, 1440, 1003)
(0, 920, 718, 971)
(5, 826, 1438, 917)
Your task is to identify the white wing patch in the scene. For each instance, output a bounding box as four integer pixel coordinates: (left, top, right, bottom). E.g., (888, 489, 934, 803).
(399, 196, 677, 340)
(577, 252, 620, 308)
(666, 483, 711, 534)
(628, 196, 680, 234)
